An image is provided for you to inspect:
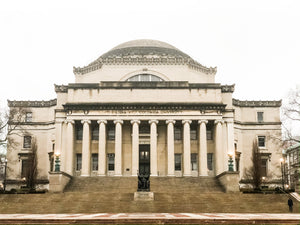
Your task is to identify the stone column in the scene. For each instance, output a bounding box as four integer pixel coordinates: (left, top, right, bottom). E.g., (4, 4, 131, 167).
(182, 120, 192, 176)
(81, 119, 91, 176)
(215, 119, 224, 176)
(149, 120, 159, 176)
(131, 120, 140, 176)
(166, 120, 176, 176)
(65, 119, 74, 175)
(114, 120, 123, 176)
(226, 120, 235, 171)
(97, 120, 107, 176)
(198, 120, 208, 176)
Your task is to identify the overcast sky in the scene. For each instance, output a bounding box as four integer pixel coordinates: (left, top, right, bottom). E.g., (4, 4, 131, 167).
(0, 0, 300, 108)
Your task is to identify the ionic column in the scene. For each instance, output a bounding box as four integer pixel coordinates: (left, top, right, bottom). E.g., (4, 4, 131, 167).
(215, 119, 224, 175)
(226, 120, 235, 171)
(149, 120, 159, 176)
(198, 120, 208, 176)
(131, 120, 140, 176)
(81, 119, 91, 176)
(64, 119, 74, 175)
(97, 120, 107, 176)
(166, 120, 176, 176)
(114, 120, 123, 176)
(183, 120, 192, 176)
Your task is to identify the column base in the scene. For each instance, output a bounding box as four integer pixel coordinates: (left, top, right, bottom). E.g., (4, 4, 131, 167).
(167, 174, 175, 177)
(80, 174, 90, 177)
(151, 174, 158, 177)
(199, 174, 209, 177)
(183, 174, 192, 177)
(97, 174, 106, 176)
(114, 174, 122, 177)
(131, 174, 138, 177)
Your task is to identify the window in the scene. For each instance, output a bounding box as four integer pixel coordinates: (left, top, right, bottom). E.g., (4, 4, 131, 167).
(139, 124, 150, 134)
(76, 154, 82, 171)
(206, 122, 213, 140)
(190, 126, 197, 140)
(261, 159, 268, 177)
(21, 159, 29, 178)
(91, 125, 99, 140)
(25, 112, 32, 122)
(174, 126, 182, 140)
(108, 154, 115, 171)
(257, 112, 264, 122)
(23, 136, 32, 148)
(206, 130, 213, 140)
(76, 124, 83, 140)
(191, 153, 198, 171)
(207, 153, 213, 171)
(107, 126, 115, 140)
(92, 154, 98, 171)
(258, 136, 266, 148)
(127, 74, 164, 82)
(175, 154, 182, 171)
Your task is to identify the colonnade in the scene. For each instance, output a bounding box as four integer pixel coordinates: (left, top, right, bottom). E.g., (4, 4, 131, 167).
(57, 119, 232, 177)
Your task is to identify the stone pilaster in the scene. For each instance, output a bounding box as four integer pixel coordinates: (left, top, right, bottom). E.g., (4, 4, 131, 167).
(131, 120, 140, 176)
(97, 120, 107, 176)
(182, 120, 192, 176)
(166, 120, 176, 176)
(81, 119, 91, 176)
(198, 120, 208, 176)
(64, 119, 74, 175)
(114, 120, 123, 176)
(226, 120, 235, 171)
(215, 119, 224, 176)
(149, 120, 159, 176)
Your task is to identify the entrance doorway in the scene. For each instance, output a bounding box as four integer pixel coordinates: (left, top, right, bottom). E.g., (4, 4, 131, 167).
(139, 144, 150, 174)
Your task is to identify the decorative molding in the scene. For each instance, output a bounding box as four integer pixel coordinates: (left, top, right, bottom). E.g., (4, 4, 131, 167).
(97, 120, 107, 125)
(130, 120, 141, 125)
(149, 120, 159, 125)
(214, 119, 224, 124)
(64, 119, 75, 124)
(7, 99, 57, 108)
(233, 99, 282, 107)
(198, 120, 208, 125)
(113, 119, 123, 125)
(234, 120, 282, 126)
(81, 119, 91, 124)
(166, 120, 176, 125)
(221, 85, 235, 93)
(54, 84, 68, 93)
(63, 103, 226, 112)
(182, 120, 192, 124)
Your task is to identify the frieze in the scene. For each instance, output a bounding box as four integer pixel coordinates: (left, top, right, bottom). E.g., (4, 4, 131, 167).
(8, 99, 57, 108)
(73, 56, 217, 75)
(63, 103, 226, 112)
(233, 99, 282, 107)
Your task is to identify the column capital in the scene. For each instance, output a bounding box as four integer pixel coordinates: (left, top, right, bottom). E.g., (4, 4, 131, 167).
(81, 119, 91, 124)
(149, 120, 159, 125)
(166, 119, 176, 125)
(130, 119, 140, 125)
(64, 119, 75, 124)
(198, 119, 208, 125)
(214, 119, 224, 125)
(114, 119, 123, 125)
(182, 120, 192, 125)
(97, 120, 107, 124)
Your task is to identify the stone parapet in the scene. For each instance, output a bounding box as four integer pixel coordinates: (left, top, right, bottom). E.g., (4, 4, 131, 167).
(48, 172, 72, 193)
(216, 171, 240, 193)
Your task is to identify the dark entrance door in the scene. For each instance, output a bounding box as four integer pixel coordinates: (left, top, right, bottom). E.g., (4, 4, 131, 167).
(139, 144, 150, 174)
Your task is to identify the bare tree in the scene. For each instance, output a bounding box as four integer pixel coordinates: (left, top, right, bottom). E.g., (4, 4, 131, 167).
(244, 139, 262, 189)
(25, 139, 38, 190)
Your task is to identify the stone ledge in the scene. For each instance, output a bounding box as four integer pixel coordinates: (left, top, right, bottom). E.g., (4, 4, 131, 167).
(48, 171, 72, 193)
(134, 192, 154, 201)
(216, 171, 240, 193)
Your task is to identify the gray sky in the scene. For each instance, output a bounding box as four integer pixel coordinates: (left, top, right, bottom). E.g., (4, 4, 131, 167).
(0, 0, 300, 108)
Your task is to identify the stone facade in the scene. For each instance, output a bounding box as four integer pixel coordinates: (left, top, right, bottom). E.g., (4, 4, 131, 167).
(6, 40, 282, 190)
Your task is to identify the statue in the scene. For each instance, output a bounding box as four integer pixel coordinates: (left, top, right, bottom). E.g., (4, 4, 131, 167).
(137, 172, 150, 192)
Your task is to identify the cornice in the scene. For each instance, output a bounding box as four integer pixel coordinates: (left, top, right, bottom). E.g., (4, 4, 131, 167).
(221, 84, 235, 93)
(73, 56, 217, 75)
(63, 102, 226, 112)
(232, 98, 281, 107)
(55, 84, 68, 93)
(234, 120, 282, 126)
(7, 99, 57, 108)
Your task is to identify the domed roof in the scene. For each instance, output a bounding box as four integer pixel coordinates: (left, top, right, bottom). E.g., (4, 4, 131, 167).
(100, 39, 191, 58)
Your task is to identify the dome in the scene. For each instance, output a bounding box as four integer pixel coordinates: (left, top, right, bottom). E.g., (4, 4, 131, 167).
(99, 39, 191, 59)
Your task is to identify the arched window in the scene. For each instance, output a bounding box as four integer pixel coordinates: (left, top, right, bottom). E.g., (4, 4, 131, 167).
(126, 74, 164, 82)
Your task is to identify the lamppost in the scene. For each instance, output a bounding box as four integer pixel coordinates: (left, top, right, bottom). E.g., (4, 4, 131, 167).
(262, 176, 266, 187)
(3, 159, 7, 192)
(228, 152, 234, 171)
(280, 158, 285, 191)
(54, 152, 60, 172)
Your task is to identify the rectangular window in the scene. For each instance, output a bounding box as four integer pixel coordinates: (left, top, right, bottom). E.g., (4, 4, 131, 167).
(174, 127, 182, 140)
(25, 112, 32, 122)
(92, 154, 98, 171)
(76, 154, 82, 171)
(76, 124, 83, 140)
(261, 159, 267, 177)
(257, 112, 264, 122)
(206, 130, 213, 140)
(258, 136, 266, 148)
(190, 126, 197, 140)
(207, 153, 213, 171)
(191, 153, 198, 171)
(21, 159, 29, 178)
(107, 126, 115, 140)
(23, 136, 32, 148)
(108, 153, 115, 171)
(91, 125, 99, 140)
(175, 154, 182, 171)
